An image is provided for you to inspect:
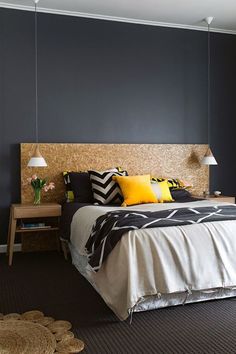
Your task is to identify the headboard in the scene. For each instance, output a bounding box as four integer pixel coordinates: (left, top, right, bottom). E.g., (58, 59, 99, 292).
(21, 143, 208, 203)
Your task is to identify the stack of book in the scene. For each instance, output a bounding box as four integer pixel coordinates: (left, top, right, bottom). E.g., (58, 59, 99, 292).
(20, 222, 51, 230)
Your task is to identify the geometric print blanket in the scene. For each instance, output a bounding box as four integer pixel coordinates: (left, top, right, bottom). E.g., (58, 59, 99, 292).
(85, 205, 236, 272)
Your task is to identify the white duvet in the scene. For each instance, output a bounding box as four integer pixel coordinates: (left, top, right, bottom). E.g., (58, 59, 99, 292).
(70, 200, 236, 320)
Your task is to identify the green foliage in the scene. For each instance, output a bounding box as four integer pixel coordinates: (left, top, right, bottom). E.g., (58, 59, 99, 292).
(31, 177, 47, 190)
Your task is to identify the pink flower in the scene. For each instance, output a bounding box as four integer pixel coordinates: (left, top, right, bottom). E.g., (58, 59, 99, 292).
(48, 182, 55, 190)
(43, 182, 55, 193)
(32, 174, 37, 181)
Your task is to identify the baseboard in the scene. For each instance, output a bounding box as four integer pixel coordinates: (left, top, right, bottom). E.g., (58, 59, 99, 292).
(0, 244, 22, 253)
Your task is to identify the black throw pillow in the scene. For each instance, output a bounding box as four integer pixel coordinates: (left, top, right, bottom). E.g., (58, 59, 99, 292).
(69, 172, 94, 203)
(171, 188, 197, 202)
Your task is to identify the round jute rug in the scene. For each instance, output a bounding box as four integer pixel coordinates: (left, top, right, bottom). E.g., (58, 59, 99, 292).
(0, 311, 85, 354)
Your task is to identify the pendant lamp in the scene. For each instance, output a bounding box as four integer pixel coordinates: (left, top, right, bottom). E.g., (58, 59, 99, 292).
(201, 147, 217, 165)
(28, 0, 47, 167)
(201, 16, 217, 166)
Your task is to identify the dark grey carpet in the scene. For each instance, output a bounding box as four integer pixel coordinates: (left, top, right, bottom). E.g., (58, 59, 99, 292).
(0, 252, 236, 354)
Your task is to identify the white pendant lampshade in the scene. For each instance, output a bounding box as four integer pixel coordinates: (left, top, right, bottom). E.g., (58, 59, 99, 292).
(28, 144, 47, 167)
(201, 148, 217, 165)
(201, 17, 217, 168)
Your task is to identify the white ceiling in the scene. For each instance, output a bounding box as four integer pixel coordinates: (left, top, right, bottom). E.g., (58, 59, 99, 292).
(1, 0, 236, 34)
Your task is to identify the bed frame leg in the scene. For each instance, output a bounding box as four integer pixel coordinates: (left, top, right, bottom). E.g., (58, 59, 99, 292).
(61, 240, 69, 260)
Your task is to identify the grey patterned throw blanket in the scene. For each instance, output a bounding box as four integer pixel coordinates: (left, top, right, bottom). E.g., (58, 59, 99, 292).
(85, 205, 236, 272)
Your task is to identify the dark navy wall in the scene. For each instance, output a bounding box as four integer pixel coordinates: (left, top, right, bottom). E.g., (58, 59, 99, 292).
(210, 34, 236, 194)
(0, 8, 236, 244)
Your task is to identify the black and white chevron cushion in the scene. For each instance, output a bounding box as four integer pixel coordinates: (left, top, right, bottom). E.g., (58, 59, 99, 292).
(89, 170, 126, 205)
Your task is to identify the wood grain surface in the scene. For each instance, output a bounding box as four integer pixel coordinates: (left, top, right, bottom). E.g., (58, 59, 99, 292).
(21, 143, 209, 203)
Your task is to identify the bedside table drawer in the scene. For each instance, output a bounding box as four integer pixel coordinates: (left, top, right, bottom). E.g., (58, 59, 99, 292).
(207, 197, 235, 204)
(13, 204, 61, 219)
(193, 195, 235, 204)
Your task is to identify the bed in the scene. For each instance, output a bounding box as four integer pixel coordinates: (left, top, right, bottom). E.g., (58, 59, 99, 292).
(21, 143, 236, 320)
(65, 199, 236, 321)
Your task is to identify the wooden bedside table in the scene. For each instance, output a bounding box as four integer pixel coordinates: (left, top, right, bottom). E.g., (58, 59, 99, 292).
(201, 195, 235, 204)
(7, 203, 61, 266)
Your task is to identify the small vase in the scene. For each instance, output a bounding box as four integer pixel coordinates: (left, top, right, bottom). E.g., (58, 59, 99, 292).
(34, 188, 41, 205)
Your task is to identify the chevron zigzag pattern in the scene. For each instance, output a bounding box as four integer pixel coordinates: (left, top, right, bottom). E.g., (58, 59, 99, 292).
(89, 170, 127, 205)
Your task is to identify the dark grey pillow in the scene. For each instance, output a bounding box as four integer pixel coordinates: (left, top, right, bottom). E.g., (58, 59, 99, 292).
(69, 172, 94, 203)
(171, 189, 202, 202)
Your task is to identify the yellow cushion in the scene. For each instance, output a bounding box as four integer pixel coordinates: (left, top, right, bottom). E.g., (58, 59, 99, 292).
(113, 175, 158, 207)
(151, 180, 174, 203)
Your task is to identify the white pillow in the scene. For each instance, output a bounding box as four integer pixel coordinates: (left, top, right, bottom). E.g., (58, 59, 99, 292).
(151, 182, 163, 200)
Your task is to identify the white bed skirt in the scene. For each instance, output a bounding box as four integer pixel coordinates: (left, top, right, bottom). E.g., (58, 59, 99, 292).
(70, 242, 236, 320)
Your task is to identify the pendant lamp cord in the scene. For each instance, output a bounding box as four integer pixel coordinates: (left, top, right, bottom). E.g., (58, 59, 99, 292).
(207, 22, 210, 147)
(35, 0, 38, 144)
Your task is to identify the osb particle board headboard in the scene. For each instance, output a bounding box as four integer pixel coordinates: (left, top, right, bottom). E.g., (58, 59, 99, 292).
(21, 143, 209, 203)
